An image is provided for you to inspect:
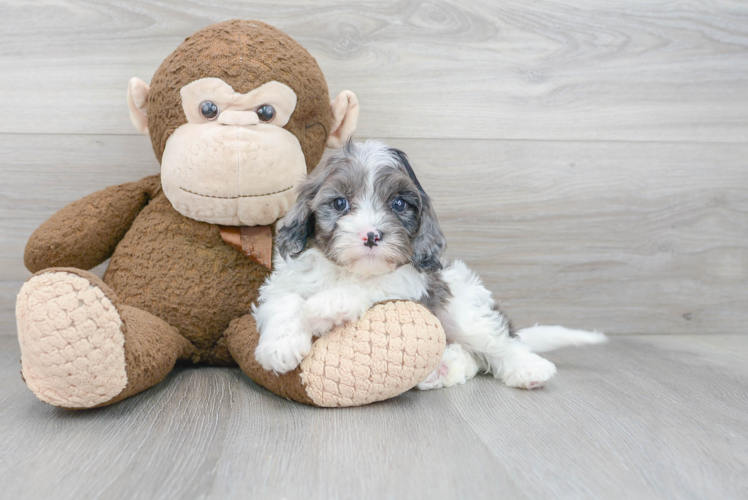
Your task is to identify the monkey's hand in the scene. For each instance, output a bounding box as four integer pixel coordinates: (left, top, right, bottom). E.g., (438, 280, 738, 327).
(24, 175, 160, 273)
(302, 288, 369, 337)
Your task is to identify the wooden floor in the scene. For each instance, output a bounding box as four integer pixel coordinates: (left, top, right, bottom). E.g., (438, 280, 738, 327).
(1, 1, 747, 498)
(1, 334, 747, 499)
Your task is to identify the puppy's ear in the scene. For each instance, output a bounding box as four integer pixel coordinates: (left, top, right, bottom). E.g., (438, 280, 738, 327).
(391, 149, 447, 271)
(390, 148, 425, 193)
(276, 177, 321, 259)
(412, 190, 447, 271)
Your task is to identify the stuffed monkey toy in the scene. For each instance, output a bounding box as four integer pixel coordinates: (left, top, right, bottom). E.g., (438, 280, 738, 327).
(16, 20, 445, 408)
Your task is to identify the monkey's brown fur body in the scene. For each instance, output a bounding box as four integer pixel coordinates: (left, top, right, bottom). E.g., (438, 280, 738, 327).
(27, 176, 263, 366)
(17, 20, 444, 408)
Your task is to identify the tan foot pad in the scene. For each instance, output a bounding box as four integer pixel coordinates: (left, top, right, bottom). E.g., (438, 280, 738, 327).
(299, 301, 446, 407)
(16, 272, 127, 408)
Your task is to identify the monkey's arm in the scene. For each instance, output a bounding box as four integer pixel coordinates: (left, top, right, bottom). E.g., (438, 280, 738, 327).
(24, 175, 161, 273)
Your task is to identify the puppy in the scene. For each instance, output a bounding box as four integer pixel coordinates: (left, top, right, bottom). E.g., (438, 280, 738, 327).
(253, 140, 605, 390)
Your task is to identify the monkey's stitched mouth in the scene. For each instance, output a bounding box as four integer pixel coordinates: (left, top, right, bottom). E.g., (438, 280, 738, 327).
(179, 185, 293, 199)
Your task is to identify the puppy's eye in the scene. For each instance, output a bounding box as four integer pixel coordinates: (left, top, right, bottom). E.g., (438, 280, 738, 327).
(199, 101, 220, 120)
(257, 104, 275, 122)
(333, 197, 350, 212)
(391, 198, 407, 212)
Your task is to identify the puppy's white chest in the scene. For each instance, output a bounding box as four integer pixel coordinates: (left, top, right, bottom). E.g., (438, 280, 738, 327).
(283, 248, 428, 302)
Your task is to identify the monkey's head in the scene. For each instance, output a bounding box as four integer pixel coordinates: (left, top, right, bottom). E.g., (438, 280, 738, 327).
(126, 20, 358, 226)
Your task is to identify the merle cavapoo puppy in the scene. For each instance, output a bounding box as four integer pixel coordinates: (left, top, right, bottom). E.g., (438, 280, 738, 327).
(254, 140, 605, 390)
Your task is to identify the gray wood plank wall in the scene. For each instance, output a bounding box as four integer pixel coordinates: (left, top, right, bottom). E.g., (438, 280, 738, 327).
(1, 0, 746, 335)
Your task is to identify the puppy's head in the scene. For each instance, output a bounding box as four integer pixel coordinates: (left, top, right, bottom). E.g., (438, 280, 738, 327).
(276, 139, 446, 276)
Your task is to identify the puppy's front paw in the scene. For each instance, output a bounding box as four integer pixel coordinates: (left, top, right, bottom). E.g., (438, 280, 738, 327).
(255, 324, 312, 374)
(502, 353, 557, 389)
(302, 289, 366, 336)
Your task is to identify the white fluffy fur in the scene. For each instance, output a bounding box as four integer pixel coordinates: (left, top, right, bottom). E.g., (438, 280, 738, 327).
(416, 343, 479, 390)
(254, 246, 428, 338)
(254, 140, 606, 390)
(516, 325, 608, 353)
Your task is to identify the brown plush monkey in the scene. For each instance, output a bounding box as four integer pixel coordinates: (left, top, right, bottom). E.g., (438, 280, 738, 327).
(16, 20, 444, 409)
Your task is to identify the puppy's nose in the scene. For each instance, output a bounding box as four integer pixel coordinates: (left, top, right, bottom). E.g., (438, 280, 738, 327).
(364, 230, 383, 248)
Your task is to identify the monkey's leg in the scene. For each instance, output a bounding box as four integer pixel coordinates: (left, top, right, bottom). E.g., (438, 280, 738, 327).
(16, 268, 194, 409)
(225, 301, 446, 407)
(224, 313, 317, 405)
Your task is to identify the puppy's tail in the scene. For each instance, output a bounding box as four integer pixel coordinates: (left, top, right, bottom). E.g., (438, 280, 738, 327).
(514, 325, 608, 353)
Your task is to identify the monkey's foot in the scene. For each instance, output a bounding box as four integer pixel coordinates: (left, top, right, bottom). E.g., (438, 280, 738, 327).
(228, 300, 447, 407)
(16, 270, 128, 408)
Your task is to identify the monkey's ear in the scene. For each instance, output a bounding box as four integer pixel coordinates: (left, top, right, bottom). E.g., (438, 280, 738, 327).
(127, 77, 150, 135)
(327, 91, 359, 149)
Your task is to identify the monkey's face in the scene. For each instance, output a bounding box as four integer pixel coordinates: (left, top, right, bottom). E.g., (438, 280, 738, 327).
(126, 20, 359, 228)
(160, 78, 306, 226)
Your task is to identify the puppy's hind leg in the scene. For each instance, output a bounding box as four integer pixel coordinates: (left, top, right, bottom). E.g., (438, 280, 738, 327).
(417, 343, 480, 390)
(439, 260, 557, 389)
(498, 344, 557, 389)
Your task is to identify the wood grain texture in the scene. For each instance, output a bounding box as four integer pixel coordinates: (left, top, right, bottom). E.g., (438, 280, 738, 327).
(403, 138, 748, 335)
(0, 0, 746, 141)
(449, 334, 748, 500)
(1, 2, 746, 498)
(2, 134, 746, 334)
(1, 334, 747, 499)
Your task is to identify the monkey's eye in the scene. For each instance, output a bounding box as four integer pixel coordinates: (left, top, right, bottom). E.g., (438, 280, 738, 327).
(199, 101, 219, 120)
(257, 104, 276, 122)
(333, 197, 350, 212)
(391, 198, 407, 212)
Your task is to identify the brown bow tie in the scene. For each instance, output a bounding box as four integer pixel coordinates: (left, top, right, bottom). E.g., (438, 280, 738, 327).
(219, 225, 273, 270)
